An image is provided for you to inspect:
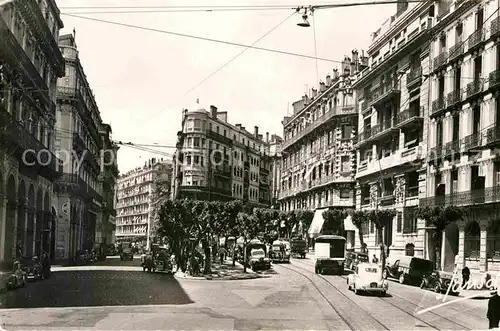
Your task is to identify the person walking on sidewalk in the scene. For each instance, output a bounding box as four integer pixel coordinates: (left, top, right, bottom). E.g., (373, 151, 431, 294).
(219, 247, 227, 265)
(462, 266, 470, 287)
(487, 290, 500, 329)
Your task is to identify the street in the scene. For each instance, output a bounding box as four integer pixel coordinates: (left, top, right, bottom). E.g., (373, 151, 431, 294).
(0, 256, 489, 330)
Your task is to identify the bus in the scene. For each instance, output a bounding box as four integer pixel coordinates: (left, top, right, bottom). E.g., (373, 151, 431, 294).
(314, 235, 346, 275)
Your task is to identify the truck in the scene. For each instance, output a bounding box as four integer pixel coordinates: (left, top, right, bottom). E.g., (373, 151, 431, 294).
(314, 235, 346, 275)
(120, 242, 134, 261)
(291, 238, 307, 259)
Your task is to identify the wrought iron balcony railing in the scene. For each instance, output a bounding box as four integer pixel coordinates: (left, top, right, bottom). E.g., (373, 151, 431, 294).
(468, 28, 485, 50)
(394, 106, 422, 127)
(466, 78, 484, 98)
(446, 89, 462, 107)
(486, 126, 500, 145)
(282, 105, 356, 150)
(368, 80, 401, 107)
(449, 42, 464, 61)
(406, 67, 422, 86)
(56, 173, 102, 201)
(461, 131, 481, 151)
(431, 96, 446, 115)
(489, 69, 500, 89)
(433, 51, 447, 71)
(406, 186, 419, 198)
(492, 16, 500, 38)
(420, 185, 500, 207)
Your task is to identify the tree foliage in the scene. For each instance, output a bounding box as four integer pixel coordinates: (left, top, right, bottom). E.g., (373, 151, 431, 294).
(322, 208, 349, 236)
(350, 210, 370, 251)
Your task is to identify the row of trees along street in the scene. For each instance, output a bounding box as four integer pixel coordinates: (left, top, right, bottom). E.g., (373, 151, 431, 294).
(154, 199, 315, 274)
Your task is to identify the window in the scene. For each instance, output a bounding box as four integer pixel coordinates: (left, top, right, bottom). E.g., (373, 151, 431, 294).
(341, 125, 352, 139)
(340, 189, 350, 198)
(396, 212, 402, 232)
(194, 119, 201, 129)
(216, 126, 220, 134)
(193, 137, 200, 147)
(341, 156, 350, 172)
(403, 206, 417, 233)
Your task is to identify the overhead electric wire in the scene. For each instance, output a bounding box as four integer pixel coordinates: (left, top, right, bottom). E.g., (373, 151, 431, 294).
(58, 4, 303, 9)
(184, 11, 295, 96)
(61, 13, 342, 64)
(62, 8, 294, 14)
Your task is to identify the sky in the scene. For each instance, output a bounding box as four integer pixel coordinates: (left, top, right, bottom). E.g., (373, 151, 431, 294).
(55, 0, 396, 173)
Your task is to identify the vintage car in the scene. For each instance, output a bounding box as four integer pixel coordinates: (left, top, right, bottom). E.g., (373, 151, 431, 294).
(383, 256, 434, 285)
(347, 263, 388, 296)
(21, 256, 43, 281)
(244, 242, 271, 271)
(6, 261, 26, 290)
(291, 238, 307, 259)
(420, 270, 460, 295)
(120, 247, 134, 261)
(270, 241, 290, 263)
(344, 251, 369, 271)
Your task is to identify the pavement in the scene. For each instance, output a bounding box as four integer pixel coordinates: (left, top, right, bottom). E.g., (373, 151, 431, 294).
(0, 255, 490, 330)
(175, 258, 263, 281)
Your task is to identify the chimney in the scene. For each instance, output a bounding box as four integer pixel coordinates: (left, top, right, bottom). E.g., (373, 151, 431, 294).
(326, 75, 331, 86)
(332, 69, 339, 80)
(210, 105, 217, 118)
(236, 124, 242, 129)
(254, 126, 259, 137)
(319, 82, 326, 92)
(311, 88, 318, 98)
(266, 132, 269, 142)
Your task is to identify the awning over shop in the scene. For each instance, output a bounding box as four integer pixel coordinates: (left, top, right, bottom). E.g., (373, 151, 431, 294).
(308, 208, 328, 238)
(344, 215, 357, 231)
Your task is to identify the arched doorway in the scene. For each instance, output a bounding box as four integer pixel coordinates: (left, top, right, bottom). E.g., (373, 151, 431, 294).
(35, 189, 43, 256)
(16, 180, 26, 257)
(443, 222, 459, 271)
(50, 206, 56, 260)
(405, 243, 415, 256)
(25, 185, 35, 256)
(465, 221, 480, 265)
(5, 176, 16, 262)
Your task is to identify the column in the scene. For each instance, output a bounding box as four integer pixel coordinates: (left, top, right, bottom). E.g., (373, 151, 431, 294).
(442, 168, 452, 194)
(428, 171, 436, 197)
(483, 159, 494, 189)
(480, 224, 488, 272)
(457, 224, 466, 270)
(441, 230, 446, 271)
(458, 164, 471, 192)
(0, 195, 6, 261)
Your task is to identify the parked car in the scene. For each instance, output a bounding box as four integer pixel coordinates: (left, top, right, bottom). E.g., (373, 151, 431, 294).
(120, 247, 134, 261)
(383, 256, 434, 285)
(344, 251, 369, 270)
(420, 270, 460, 295)
(20, 256, 43, 281)
(6, 261, 26, 290)
(347, 262, 388, 296)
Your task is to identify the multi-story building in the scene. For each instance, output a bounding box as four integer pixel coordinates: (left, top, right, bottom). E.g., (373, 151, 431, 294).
(421, 0, 500, 274)
(0, 0, 65, 265)
(352, 1, 433, 260)
(116, 158, 172, 249)
(269, 134, 283, 208)
(53, 33, 119, 262)
(278, 51, 366, 247)
(171, 105, 279, 207)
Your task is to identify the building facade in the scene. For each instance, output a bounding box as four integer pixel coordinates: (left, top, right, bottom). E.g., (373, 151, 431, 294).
(53, 33, 119, 262)
(0, 0, 65, 265)
(278, 51, 366, 246)
(421, 0, 500, 273)
(352, 1, 433, 260)
(116, 158, 172, 249)
(171, 105, 279, 207)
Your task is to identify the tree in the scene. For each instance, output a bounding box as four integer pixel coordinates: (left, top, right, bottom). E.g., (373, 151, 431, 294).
(322, 208, 348, 236)
(416, 205, 463, 270)
(350, 210, 370, 253)
(300, 210, 314, 238)
(368, 209, 397, 270)
(220, 200, 243, 266)
(150, 163, 174, 243)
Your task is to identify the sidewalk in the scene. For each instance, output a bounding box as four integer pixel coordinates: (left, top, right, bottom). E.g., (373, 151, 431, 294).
(175, 257, 260, 281)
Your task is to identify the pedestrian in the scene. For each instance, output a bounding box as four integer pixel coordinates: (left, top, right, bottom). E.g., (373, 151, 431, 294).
(218, 246, 227, 265)
(372, 254, 379, 263)
(488, 290, 500, 329)
(462, 266, 470, 287)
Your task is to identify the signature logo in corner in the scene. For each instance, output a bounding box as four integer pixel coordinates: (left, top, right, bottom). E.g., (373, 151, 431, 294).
(416, 266, 497, 315)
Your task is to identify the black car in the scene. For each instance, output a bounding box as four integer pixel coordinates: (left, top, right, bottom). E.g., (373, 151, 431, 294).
(20, 256, 43, 281)
(420, 270, 460, 295)
(344, 251, 369, 270)
(120, 249, 134, 261)
(383, 256, 434, 285)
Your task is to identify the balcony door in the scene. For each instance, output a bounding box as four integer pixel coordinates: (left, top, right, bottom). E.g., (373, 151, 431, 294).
(474, 56, 482, 81)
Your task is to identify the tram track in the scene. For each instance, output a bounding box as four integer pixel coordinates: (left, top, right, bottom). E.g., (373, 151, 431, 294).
(290, 258, 475, 329)
(278, 263, 392, 331)
(283, 259, 473, 330)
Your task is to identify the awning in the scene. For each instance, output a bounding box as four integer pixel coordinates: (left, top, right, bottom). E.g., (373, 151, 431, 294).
(308, 208, 328, 238)
(344, 215, 357, 231)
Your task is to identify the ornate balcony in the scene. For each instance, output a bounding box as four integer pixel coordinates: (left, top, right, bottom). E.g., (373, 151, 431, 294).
(207, 130, 232, 145)
(406, 67, 422, 88)
(0, 107, 62, 180)
(489, 69, 500, 90)
(281, 105, 356, 150)
(446, 89, 462, 107)
(461, 132, 481, 152)
(449, 42, 464, 61)
(492, 16, 500, 38)
(486, 126, 500, 146)
(55, 174, 101, 202)
(369, 80, 401, 108)
(380, 195, 395, 206)
(431, 96, 446, 115)
(394, 106, 423, 130)
(433, 52, 447, 71)
(466, 79, 484, 99)
(420, 186, 500, 208)
(468, 28, 485, 50)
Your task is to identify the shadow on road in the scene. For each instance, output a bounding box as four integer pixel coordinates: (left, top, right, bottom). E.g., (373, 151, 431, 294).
(0, 270, 193, 309)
